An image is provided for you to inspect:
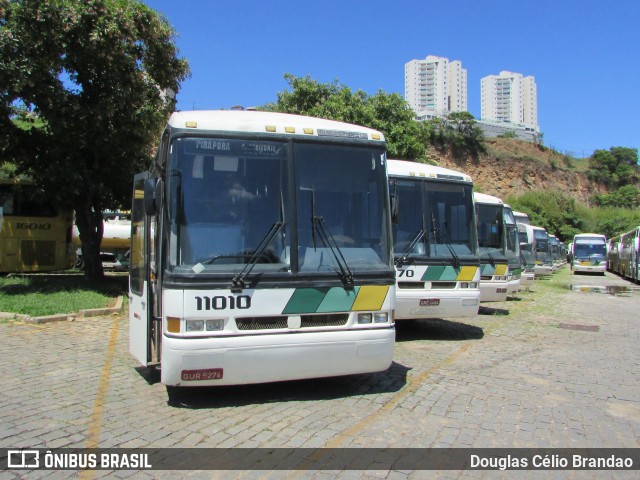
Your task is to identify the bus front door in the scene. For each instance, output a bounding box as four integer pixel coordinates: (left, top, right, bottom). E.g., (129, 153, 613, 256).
(129, 173, 152, 365)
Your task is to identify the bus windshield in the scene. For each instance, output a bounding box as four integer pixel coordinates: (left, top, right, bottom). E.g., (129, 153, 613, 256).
(574, 241, 606, 259)
(167, 137, 390, 275)
(476, 204, 507, 261)
(392, 179, 476, 261)
(503, 208, 519, 261)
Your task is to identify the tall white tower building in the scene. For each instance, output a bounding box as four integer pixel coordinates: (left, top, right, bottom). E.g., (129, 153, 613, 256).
(481, 71, 538, 130)
(405, 55, 468, 115)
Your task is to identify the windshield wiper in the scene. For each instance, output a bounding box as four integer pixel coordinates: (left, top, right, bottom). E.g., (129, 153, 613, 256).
(311, 190, 354, 290)
(395, 229, 426, 268)
(431, 214, 461, 270)
(482, 246, 496, 266)
(230, 221, 285, 292)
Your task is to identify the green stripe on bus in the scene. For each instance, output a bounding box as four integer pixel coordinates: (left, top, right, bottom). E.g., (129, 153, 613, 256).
(282, 288, 329, 314)
(316, 287, 360, 313)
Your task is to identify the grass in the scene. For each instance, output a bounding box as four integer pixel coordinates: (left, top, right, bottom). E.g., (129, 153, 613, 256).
(0, 273, 128, 317)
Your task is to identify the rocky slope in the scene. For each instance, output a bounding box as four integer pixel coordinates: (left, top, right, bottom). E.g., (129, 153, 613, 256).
(429, 138, 610, 204)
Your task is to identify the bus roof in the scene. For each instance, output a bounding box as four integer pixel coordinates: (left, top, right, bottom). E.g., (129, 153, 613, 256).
(387, 159, 472, 183)
(473, 192, 503, 205)
(167, 110, 386, 142)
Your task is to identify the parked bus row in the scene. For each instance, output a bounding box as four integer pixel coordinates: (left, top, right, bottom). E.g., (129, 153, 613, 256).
(127, 110, 571, 389)
(607, 228, 640, 282)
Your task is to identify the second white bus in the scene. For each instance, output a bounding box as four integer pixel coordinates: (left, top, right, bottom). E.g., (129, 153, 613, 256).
(388, 160, 480, 320)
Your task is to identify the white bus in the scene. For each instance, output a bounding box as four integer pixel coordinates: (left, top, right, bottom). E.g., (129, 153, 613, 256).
(387, 160, 480, 320)
(513, 211, 530, 226)
(516, 223, 552, 277)
(503, 204, 523, 293)
(129, 110, 396, 386)
(571, 233, 607, 274)
(474, 193, 509, 302)
(607, 236, 621, 273)
(515, 221, 536, 287)
(617, 227, 639, 282)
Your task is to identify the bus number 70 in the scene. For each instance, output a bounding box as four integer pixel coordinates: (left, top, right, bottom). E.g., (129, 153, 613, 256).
(397, 269, 415, 278)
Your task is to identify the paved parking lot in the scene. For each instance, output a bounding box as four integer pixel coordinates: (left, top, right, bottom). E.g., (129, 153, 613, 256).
(1, 267, 639, 479)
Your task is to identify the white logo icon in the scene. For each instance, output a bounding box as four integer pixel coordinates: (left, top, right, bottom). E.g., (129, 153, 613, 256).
(8, 450, 39, 468)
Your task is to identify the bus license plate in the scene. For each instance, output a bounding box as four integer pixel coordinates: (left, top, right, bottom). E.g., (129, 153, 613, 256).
(181, 368, 223, 381)
(420, 298, 440, 306)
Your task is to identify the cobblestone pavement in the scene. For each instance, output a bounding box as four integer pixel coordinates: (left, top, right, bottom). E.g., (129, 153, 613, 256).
(1, 267, 639, 479)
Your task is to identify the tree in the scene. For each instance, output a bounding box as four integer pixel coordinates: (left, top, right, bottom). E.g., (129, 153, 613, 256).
(0, 0, 190, 278)
(263, 74, 431, 162)
(589, 147, 638, 186)
(425, 111, 486, 160)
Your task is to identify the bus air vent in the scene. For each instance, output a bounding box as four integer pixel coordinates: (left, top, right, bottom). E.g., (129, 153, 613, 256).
(300, 313, 349, 328)
(398, 282, 425, 289)
(431, 281, 457, 289)
(236, 316, 288, 330)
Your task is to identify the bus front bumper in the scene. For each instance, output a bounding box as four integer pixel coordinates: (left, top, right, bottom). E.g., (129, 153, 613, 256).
(160, 327, 395, 387)
(479, 281, 509, 302)
(394, 290, 479, 320)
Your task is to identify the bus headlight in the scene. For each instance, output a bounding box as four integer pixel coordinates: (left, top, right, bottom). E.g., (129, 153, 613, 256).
(374, 313, 388, 323)
(186, 320, 205, 332)
(469, 282, 478, 288)
(206, 319, 224, 331)
(357, 313, 372, 324)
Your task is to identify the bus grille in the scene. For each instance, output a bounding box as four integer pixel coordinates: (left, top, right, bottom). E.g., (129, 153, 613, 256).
(300, 313, 349, 327)
(236, 316, 288, 330)
(398, 282, 425, 289)
(21, 240, 56, 266)
(235, 313, 349, 330)
(431, 282, 457, 289)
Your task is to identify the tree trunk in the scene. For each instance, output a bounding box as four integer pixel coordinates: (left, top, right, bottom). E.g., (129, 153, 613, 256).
(75, 206, 105, 279)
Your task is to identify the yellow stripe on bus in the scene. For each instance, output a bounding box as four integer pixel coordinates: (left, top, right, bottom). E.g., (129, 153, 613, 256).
(494, 264, 508, 276)
(456, 266, 478, 282)
(351, 285, 389, 311)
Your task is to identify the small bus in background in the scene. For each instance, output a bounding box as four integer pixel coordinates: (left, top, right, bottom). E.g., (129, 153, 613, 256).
(474, 193, 509, 302)
(617, 227, 640, 282)
(388, 159, 480, 321)
(503, 204, 523, 294)
(548, 235, 566, 270)
(0, 179, 74, 273)
(518, 224, 553, 277)
(571, 233, 607, 275)
(516, 220, 536, 288)
(513, 211, 530, 226)
(607, 236, 620, 273)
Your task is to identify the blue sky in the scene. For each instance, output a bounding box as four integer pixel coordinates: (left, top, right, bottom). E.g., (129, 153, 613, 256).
(144, 0, 639, 158)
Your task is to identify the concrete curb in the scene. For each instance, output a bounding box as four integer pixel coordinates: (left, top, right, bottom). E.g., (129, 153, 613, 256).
(0, 296, 124, 324)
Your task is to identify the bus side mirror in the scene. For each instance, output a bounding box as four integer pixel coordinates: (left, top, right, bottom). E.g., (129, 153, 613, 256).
(144, 178, 162, 216)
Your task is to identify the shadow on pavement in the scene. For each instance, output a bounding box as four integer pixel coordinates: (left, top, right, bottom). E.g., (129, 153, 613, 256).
(478, 306, 510, 316)
(395, 318, 484, 342)
(164, 361, 411, 409)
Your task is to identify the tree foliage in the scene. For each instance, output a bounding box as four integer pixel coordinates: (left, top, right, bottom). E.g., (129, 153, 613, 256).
(263, 74, 430, 161)
(426, 111, 486, 160)
(592, 184, 640, 208)
(0, 0, 189, 278)
(588, 147, 638, 186)
(507, 190, 640, 241)
(264, 74, 486, 163)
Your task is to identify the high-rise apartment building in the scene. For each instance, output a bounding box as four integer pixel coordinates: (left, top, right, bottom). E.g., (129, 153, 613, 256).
(405, 55, 467, 115)
(481, 71, 538, 130)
